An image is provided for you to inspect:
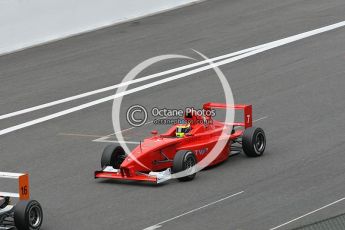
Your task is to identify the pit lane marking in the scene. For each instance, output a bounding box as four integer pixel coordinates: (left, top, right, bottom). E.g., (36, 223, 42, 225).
(92, 117, 165, 143)
(270, 197, 345, 230)
(58, 133, 104, 138)
(0, 48, 256, 120)
(93, 139, 140, 145)
(143, 191, 244, 230)
(2, 20, 345, 136)
(58, 132, 140, 144)
(58, 116, 164, 143)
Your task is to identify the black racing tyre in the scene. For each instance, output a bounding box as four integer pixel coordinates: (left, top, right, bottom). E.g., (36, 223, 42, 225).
(172, 150, 197, 182)
(242, 127, 266, 157)
(101, 145, 126, 169)
(0, 196, 10, 209)
(14, 200, 43, 230)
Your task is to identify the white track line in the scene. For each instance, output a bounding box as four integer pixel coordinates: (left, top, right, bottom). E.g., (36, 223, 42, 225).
(2, 20, 345, 121)
(143, 191, 244, 230)
(270, 197, 345, 230)
(1, 21, 345, 136)
(0, 48, 259, 120)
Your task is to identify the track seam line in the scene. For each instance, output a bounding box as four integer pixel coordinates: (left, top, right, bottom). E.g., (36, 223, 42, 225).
(143, 191, 244, 230)
(94, 116, 268, 143)
(270, 197, 345, 230)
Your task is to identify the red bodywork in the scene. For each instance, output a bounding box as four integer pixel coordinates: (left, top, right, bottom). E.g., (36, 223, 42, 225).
(95, 103, 252, 183)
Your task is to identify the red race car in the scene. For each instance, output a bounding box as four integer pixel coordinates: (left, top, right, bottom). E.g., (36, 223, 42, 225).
(95, 103, 266, 183)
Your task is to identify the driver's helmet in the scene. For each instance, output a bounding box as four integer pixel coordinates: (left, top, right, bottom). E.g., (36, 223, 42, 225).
(176, 123, 191, 138)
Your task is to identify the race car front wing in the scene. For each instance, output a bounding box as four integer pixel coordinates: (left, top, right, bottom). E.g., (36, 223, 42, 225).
(95, 166, 171, 184)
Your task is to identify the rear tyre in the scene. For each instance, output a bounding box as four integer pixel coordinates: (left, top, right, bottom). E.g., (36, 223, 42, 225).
(172, 150, 197, 182)
(101, 145, 126, 169)
(0, 196, 10, 209)
(14, 200, 43, 230)
(242, 127, 266, 157)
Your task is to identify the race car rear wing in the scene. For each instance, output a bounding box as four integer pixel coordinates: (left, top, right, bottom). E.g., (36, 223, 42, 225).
(0, 172, 30, 200)
(203, 102, 252, 128)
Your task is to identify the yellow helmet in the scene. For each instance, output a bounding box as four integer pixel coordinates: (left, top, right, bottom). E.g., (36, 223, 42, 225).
(176, 124, 191, 138)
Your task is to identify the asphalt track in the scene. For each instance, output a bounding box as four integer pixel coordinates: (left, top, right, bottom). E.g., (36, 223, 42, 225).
(1, 0, 345, 229)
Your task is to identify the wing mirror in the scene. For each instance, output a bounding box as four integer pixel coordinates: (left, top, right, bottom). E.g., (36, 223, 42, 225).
(151, 130, 158, 135)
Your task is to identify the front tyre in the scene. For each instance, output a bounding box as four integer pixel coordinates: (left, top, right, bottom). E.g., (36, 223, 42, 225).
(172, 150, 197, 182)
(242, 127, 266, 157)
(101, 145, 126, 169)
(14, 200, 43, 230)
